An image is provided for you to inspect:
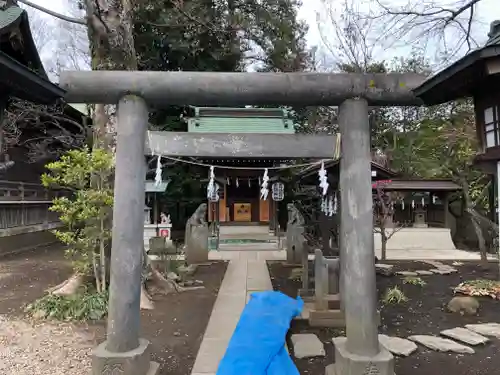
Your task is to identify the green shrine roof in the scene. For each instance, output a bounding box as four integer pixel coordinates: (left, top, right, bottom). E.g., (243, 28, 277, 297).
(186, 107, 295, 134)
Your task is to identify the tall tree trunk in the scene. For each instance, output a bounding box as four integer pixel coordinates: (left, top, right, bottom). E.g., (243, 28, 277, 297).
(381, 232, 387, 261)
(461, 177, 488, 266)
(50, 0, 139, 296)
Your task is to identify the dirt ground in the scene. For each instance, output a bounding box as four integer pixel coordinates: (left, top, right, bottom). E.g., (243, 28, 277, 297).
(0, 246, 226, 375)
(268, 260, 500, 375)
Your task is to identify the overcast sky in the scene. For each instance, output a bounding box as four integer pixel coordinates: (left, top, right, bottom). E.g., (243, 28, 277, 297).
(28, 0, 499, 70)
(298, 0, 497, 46)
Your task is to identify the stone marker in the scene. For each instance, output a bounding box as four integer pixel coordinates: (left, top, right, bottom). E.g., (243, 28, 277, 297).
(440, 327, 489, 345)
(408, 335, 474, 354)
(465, 323, 500, 339)
(186, 224, 209, 264)
(291, 333, 325, 359)
(396, 271, 418, 276)
(378, 334, 418, 356)
(415, 270, 433, 276)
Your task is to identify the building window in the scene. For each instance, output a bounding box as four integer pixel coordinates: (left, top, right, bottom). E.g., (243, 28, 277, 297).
(485, 106, 499, 148)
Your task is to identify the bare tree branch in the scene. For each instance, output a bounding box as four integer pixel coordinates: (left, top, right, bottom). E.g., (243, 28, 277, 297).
(368, 0, 486, 62)
(16, 0, 86, 25)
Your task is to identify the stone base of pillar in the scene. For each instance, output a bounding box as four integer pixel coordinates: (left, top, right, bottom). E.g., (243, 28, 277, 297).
(92, 338, 160, 375)
(326, 337, 395, 375)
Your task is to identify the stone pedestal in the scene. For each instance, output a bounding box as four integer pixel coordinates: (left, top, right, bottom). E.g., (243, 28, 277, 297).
(92, 339, 159, 375)
(186, 224, 209, 264)
(326, 337, 395, 375)
(286, 225, 304, 264)
(143, 224, 157, 252)
(145, 223, 173, 253)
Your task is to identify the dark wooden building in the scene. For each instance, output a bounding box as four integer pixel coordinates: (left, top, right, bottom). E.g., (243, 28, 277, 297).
(185, 106, 294, 226)
(0, 2, 87, 254)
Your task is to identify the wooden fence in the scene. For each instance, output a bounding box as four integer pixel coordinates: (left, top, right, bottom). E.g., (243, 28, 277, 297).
(0, 180, 61, 230)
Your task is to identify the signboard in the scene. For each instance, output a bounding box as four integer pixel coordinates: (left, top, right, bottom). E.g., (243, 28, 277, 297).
(145, 180, 170, 193)
(272, 182, 285, 201)
(159, 228, 170, 238)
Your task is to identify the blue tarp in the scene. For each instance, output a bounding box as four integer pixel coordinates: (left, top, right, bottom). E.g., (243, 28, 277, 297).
(216, 291, 304, 375)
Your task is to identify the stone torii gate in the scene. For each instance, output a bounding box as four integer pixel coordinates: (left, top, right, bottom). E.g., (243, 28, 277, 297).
(59, 71, 425, 375)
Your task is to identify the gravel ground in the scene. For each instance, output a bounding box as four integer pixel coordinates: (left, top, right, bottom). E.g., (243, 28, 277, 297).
(0, 246, 227, 375)
(0, 315, 95, 374)
(0, 246, 94, 374)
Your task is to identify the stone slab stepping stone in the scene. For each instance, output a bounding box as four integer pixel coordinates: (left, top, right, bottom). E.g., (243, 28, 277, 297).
(430, 268, 455, 275)
(378, 334, 418, 356)
(290, 333, 325, 359)
(408, 335, 474, 354)
(376, 263, 394, 269)
(422, 260, 446, 267)
(465, 323, 500, 339)
(439, 266, 458, 272)
(441, 327, 489, 345)
(396, 271, 418, 276)
(415, 270, 434, 275)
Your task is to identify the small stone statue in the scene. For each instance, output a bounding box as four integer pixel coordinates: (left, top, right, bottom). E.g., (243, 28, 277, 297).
(184, 203, 207, 243)
(160, 212, 171, 224)
(287, 203, 305, 226)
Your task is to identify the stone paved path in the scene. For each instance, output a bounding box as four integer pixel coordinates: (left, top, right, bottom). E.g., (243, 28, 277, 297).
(190, 249, 285, 375)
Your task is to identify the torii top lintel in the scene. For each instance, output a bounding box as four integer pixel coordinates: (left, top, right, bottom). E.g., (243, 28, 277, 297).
(59, 71, 427, 107)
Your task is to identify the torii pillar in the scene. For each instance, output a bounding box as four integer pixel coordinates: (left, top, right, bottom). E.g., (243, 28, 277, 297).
(92, 95, 159, 375)
(335, 97, 394, 374)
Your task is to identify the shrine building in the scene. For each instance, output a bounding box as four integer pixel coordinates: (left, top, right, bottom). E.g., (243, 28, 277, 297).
(184, 107, 291, 226)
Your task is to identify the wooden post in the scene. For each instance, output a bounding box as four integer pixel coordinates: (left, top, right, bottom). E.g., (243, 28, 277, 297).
(443, 192, 450, 228)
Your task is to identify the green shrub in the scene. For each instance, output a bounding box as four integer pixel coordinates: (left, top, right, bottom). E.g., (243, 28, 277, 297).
(382, 286, 408, 305)
(25, 289, 108, 321)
